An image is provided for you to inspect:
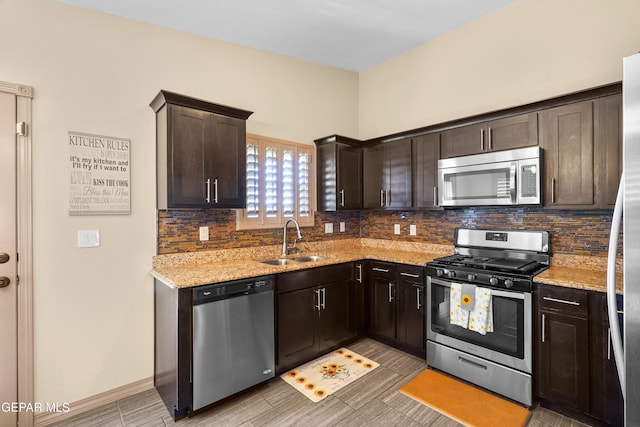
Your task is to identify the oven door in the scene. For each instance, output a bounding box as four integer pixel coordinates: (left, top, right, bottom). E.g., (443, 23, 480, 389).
(439, 160, 517, 206)
(426, 276, 532, 374)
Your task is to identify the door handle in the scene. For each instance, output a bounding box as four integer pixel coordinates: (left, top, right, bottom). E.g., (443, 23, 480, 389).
(488, 127, 493, 150)
(213, 178, 219, 204)
(433, 186, 438, 207)
(541, 313, 546, 343)
(314, 289, 321, 311)
(205, 179, 211, 203)
(416, 287, 422, 310)
(0, 277, 10, 288)
(321, 288, 326, 310)
(543, 296, 580, 306)
(339, 189, 345, 207)
(380, 189, 385, 207)
(372, 267, 390, 273)
(400, 272, 420, 279)
(356, 264, 362, 283)
(0, 253, 9, 264)
(607, 328, 612, 361)
(388, 282, 394, 303)
(480, 128, 485, 151)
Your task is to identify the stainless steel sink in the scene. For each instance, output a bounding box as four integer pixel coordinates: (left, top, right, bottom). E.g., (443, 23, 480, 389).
(260, 258, 293, 266)
(292, 255, 326, 262)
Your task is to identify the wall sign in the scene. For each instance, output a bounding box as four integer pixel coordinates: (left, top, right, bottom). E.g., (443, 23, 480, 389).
(68, 131, 131, 215)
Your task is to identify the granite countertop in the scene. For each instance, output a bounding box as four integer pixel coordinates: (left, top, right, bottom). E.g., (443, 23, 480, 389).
(534, 254, 623, 295)
(151, 238, 451, 289)
(151, 238, 624, 294)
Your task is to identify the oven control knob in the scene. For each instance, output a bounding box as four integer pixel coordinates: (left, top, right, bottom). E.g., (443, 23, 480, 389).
(467, 274, 476, 282)
(447, 270, 456, 279)
(436, 268, 444, 277)
(489, 277, 499, 286)
(504, 279, 514, 288)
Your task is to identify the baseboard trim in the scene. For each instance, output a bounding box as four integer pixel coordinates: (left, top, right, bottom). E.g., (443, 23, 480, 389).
(33, 377, 154, 427)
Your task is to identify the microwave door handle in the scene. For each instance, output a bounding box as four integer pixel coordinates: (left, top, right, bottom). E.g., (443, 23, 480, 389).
(510, 164, 517, 203)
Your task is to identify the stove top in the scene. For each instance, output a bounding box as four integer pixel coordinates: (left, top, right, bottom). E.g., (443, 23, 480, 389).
(426, 228, 551, 292)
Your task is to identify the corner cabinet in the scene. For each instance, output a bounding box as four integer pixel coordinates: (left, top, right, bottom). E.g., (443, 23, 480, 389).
(315, 135, 363, 211)
(150, 90, 253, 209)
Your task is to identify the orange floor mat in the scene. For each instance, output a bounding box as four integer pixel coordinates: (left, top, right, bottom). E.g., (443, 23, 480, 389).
(400, 369, 531, 427)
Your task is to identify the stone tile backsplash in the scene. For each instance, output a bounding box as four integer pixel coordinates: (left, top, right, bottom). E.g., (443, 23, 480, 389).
(157, 207, 621, 256)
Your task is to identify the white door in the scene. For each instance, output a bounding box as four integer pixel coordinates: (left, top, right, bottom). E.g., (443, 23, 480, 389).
(0, 91, 18, 427)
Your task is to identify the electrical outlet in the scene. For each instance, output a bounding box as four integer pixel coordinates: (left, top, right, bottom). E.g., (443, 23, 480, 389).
(394, 224, 401, 235)
(410, 224, 417, 236)
(340, 222, 346, 232)
(199, 226, 209, 241)
(325, 223, 334, 234)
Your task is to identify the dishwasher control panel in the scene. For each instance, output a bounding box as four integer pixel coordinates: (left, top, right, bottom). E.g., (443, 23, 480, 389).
(193, 275, 274, 305)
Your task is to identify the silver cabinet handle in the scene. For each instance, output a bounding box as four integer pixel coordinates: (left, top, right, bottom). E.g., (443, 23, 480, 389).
(339, 189, 345, 207)
(400, 272, 420, 279)
(416, 287, 422, 310)
(386, 190, 390, 206)
(213, 178, 219, 204)
(314, 289, 321, 311)
(541, 313, 546, 343)
(356, 264, 362, 283)
(372, 267, 390, 273)
(380, 189, 385, 207)
(433, 186, 438, 207)
(551, 178, 556, 204)
(488, 127, 493, 150)
(321, 288, 326, 310)
(388, 282, 394, 303)
(205, 178, 211, 203)
(480, 128, 485, 151)
(608, 327, 612, 360)
(543, 296, 580, 306)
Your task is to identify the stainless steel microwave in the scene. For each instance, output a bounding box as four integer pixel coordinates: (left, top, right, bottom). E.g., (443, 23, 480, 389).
(438, 146, 541, 207)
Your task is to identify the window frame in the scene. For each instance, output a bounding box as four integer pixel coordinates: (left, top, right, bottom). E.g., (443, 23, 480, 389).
(237, 133, 315, 230)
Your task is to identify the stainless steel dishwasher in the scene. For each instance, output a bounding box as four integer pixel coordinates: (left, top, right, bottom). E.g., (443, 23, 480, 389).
(192, 275, 275, 411)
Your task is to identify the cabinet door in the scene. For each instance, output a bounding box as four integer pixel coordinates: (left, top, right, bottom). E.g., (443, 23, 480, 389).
(363, 145, 385, 208)
(168, 105, 209, 207)
(369, 276, 396, 341)
(413, 133, 440, 209)
(598, 94, 623, 208)
(396, 281, 425, 352)
(209, 114, 246, 208)
(337, 144, 363, 209)
(440, 123, 485, 158)
(385, 139, 412, 208)
(318, 280, 351, 351)
(536, 310, 590, 413)
(487, 113, 538, 152)
(541, 101, 595, 207)
(277, 288, 318, 370)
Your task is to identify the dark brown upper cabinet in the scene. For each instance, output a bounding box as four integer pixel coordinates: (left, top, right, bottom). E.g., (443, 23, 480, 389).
(150, 90, 253, 209)
(440, 112, 538, 158)
(315, 135, 363, 211)
(541, 100, 595, 208)
(412, 133, 441, 209)
(363, 138, 412, 209)
(596, 94, 623, 208)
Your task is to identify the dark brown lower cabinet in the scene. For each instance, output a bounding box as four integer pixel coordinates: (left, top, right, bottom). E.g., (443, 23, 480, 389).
(535, 283, 624, 426)
(276, 263, 356, 373)
(368, 262, 425, 357)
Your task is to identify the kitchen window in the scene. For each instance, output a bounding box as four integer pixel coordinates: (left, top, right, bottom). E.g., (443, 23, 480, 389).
(237, 134, 315, 230)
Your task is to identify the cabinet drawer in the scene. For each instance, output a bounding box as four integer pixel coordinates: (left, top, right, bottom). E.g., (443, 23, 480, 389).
(537, 284, 589, 317)
(397, 265, 424, 284)
(369, 261, 395, 279)
(277, 262, 352, 294)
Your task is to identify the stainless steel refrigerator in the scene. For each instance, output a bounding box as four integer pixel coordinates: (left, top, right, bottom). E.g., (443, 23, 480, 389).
(608, 51, 640, 426)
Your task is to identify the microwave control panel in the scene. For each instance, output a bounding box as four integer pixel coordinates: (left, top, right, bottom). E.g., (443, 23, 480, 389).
(520, 165, 538, 198)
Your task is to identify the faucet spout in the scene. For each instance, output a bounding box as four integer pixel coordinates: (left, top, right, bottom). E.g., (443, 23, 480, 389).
(282, 219, 303, 256)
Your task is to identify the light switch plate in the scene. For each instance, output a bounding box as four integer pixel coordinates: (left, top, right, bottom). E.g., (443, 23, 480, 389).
(340, 222, 346, 232)
(394, 224, 401, 235)
(199, 226, 209, 241)
(78, 230, 100, 248)
(410, 224, 417, 236)
(325, 223, 334, 234)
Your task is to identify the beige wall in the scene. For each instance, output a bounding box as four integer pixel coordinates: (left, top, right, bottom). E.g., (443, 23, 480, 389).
(1, 0, 639, 410)
(359, 0, 640, 139)
(0, 0, 357, 405)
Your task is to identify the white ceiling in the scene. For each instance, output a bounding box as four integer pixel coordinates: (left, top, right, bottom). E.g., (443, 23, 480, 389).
(56, 0, 518, 72)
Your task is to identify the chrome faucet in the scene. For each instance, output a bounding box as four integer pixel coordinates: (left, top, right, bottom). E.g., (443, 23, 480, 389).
(282, 219, 303, 256)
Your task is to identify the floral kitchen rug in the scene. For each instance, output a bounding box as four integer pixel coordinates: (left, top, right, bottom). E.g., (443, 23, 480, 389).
(281, 348, 379, 402)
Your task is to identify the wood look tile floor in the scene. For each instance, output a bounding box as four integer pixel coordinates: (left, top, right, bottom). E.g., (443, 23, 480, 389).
(50, 339, 588, 427)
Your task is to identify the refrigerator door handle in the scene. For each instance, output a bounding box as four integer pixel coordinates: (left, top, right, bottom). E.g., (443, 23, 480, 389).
(607, 172, 625, 399)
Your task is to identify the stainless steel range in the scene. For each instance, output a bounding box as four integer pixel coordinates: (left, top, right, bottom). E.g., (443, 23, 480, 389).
(426, 228, 550, 407)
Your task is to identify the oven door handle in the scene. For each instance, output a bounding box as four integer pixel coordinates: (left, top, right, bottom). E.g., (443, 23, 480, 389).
(428, 276, 525, 300)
